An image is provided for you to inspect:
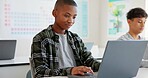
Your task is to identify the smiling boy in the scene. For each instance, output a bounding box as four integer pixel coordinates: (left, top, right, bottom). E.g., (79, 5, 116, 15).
(31, 0, 100, 78)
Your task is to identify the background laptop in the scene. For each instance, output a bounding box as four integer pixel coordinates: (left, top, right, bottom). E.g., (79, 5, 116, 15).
(84, 42, 94, 51)
(143, 47, 148, 59)
(68, 41, 148, 78)
(0, 40, 17, 60)
(141, 45, 148, 68)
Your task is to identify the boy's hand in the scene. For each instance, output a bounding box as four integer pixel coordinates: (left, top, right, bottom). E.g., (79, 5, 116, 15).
(71, 66, 94, 75)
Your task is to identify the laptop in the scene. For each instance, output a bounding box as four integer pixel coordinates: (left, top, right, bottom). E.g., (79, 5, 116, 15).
(84, 42, 94, 51)
(143, 47, 148, 59)
(0, 40, 17, 60)
(141, 45, 148, 67)
(68, 41, 148, 78)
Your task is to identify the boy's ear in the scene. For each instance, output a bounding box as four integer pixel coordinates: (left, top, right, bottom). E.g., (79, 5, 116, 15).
(52, 10, 56, 17)
(127, 19, 131, 24)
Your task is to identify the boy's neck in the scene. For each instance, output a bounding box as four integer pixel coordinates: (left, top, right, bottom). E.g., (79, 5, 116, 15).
(128, 31, 139, 40)
(52, 24, 65, 34)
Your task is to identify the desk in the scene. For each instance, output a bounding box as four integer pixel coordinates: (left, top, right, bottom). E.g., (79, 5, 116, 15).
(43, 68, 148, 78)
(0, 56, 30, 78)
(0, 56, 29, 66)
(134, 68, 148, 78)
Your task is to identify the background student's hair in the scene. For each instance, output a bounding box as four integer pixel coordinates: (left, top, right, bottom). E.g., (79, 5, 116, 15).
(126, 7, 148, 19)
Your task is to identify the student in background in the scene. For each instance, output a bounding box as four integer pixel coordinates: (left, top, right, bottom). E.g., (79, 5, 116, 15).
(117, 7, 148, 68)
(117, 7, 148, 40)
(31, 0, 100, 77)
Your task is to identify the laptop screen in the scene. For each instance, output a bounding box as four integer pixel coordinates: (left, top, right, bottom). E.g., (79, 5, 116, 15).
(97, 41, 148, 78)
(0, 40, 17, 60)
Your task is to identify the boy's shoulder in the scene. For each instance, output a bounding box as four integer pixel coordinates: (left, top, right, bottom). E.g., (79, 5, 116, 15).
(33, 25, 54, 38)
(68, 31, 79, 37)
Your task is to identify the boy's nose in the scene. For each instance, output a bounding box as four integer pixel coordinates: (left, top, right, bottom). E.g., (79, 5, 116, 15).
(141, 22, 145, 27)
(68, 17, 74, 23)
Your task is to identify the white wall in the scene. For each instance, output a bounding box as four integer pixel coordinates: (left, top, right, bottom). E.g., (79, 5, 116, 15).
(84, 0, 100, 44)
(15, 0, 101, 57)
(5, 0, 147, 57)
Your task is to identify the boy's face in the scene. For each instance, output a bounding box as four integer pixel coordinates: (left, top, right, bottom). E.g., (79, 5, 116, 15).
(128, 17, 147, 34)
(53, 4, 77, 30)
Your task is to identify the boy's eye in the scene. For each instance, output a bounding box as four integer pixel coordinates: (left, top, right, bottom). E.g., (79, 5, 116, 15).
(64, 14, 70, 18)
(73, 16, 76, 19)
(138, 21, 142, 23)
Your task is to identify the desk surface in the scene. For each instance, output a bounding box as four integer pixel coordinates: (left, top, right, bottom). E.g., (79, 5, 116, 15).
(43, 68, 148, 78)
(0, 56, 29, 66)
(135, 68, 148, 78)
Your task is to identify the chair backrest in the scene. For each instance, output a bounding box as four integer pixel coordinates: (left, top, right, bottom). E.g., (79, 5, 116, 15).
(29, 58, 35, 78)
(26, 70, 32, 78)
